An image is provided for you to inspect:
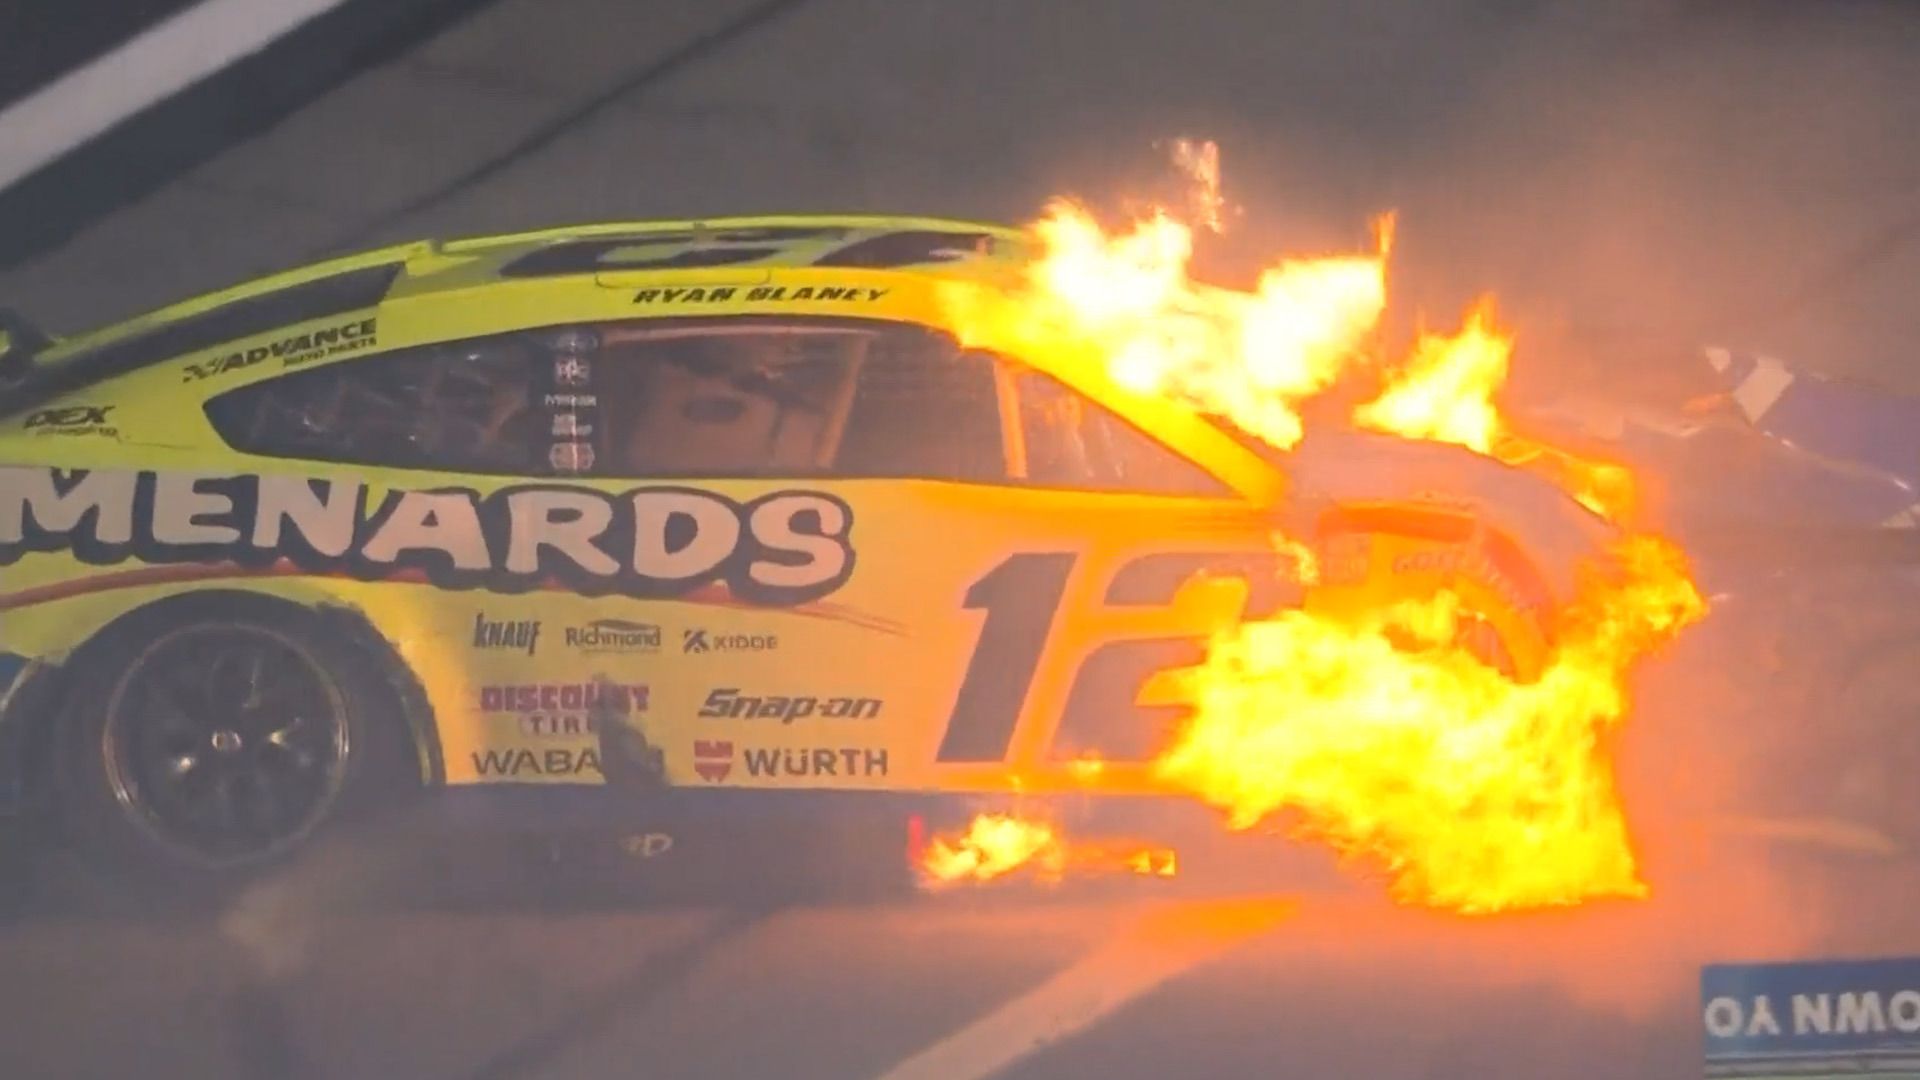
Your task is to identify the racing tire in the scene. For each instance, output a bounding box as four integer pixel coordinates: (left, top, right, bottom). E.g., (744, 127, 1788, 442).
(50, 593, 419, 901)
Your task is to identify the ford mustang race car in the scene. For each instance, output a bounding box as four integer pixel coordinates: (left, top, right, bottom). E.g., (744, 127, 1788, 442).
(0, 216, 1665, 891)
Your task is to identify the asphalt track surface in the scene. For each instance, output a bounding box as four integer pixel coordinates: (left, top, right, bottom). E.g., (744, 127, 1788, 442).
(3, 1, 1920, 1077)
(0, 826, 1916, 1080)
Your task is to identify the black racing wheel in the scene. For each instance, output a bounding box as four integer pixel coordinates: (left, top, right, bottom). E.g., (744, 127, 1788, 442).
(52, 592, 418, 892)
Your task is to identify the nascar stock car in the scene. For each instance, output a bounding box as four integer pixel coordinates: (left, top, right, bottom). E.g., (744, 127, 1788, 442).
(0, 215, 1902, 892)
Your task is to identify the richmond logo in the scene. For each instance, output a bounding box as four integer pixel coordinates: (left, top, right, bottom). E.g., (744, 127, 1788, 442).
(0, 468, 856, 605)
(565, 618, 660, 654)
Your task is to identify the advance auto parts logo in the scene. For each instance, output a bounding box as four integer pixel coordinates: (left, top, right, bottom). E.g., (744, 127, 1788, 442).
(567, 618, 660, 654)
(0, 469, 856, 606)
(181, 317, 377, 381)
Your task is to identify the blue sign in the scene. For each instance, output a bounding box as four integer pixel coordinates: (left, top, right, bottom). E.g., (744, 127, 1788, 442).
(1702, 957, 1920, 1078)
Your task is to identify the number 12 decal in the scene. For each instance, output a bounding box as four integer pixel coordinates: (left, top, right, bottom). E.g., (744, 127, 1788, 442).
(936, 550, 1294, 764)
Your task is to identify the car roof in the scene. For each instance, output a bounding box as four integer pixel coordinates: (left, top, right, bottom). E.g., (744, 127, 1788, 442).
(1, 214, 1032, 414)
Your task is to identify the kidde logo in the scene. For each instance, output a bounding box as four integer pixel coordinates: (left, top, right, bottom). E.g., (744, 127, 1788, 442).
(682, 628, 776, 654)
(472, 614, 540, 654)
(564, 618, 660, 654)
(693, 739, 733, 782)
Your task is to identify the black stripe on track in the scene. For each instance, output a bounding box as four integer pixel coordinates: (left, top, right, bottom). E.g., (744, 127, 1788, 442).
(0, 0, 505, 271)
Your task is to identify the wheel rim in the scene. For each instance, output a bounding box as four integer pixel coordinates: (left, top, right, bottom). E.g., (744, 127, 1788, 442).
(100, 623, 351, 866)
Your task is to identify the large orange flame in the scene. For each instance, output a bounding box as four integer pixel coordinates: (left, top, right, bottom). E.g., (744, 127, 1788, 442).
(925, 141, 1705, 912)
(918, 812, 1177, 889)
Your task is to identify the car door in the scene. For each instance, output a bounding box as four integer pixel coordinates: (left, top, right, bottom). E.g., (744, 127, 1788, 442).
(905, 364, 1293, 799)
(557, 316, 1291, 798)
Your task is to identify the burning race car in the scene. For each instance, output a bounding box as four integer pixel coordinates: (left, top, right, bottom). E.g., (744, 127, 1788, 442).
(0, 203, 1749, 909)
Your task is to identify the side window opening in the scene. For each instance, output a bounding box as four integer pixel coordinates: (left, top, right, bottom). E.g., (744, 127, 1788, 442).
(1011, 368, 1231, 497)
(205, 336, 547, 475)
(595, 324, 866, 477)
(830, 334, 1005, 481)
(206, 317, 1013, 483)
(206, 316, 1220, 493)
(590, 320, 1005, 482)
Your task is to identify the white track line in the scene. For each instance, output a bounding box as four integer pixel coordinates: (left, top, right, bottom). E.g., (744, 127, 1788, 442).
(0, 0, 352, 192)
(872, 898, 1296, 1080)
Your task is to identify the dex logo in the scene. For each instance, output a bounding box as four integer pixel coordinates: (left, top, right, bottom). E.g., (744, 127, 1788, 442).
(24, 405, 118, 438)
(682, 628, 777, 654)
(25, 405, 113, 428)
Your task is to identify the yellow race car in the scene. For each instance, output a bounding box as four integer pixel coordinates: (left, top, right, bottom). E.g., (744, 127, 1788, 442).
(0, 217, 1605, 889)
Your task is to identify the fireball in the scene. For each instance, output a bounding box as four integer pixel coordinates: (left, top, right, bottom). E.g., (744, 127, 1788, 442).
(917, 812, 1175, 889)
(923, 141, 1705, 912)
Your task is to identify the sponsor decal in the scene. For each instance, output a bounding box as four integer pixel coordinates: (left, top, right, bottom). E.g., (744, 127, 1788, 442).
(693, 739, 733, 782)
(632, 285, 890, 305)
(548, 440, 595, 472)
(472, 614, 541, 654)
(1702, 956, 1920, 1079)
(544, 393, 597, 408)
(0, 469, 856, 606)
(742, 745, 889, 778)
(551, 413, 592, 438)
(478, 681, 647, 738)
(553, 356, 592, 386)
(697, 687, 882, 723)
(180, 317, 377, 381)
(621, 832, 674, 858)
(470, 747, 602, 777)
(564, 618, 660, 654)
(682, 628, 777, 654)
(24, 404, 118, 438)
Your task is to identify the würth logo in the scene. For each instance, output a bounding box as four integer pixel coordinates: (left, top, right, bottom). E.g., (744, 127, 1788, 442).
(693, 740, 733, 782)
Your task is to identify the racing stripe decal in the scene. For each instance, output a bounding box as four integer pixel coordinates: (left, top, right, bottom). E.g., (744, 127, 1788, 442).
(0, 559, 906, 635)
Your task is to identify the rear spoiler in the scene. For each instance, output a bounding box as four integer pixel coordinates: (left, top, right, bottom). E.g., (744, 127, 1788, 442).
(0, 308, 55, 380)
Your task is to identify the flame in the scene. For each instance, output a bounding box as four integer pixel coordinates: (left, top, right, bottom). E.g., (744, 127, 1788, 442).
(1169, 136, 1226, 233)
(1157, 535, 1703, 912)
(934, 140, 1708, 912)
(952, 199, 1389, 453)
(916, 812, 1176, 889)
(1353, 302, 1509, 453)
(1350, 301, 1639, 520)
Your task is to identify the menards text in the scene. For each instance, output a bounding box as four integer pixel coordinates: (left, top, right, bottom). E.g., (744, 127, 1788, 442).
(0, 468, 855, 605)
